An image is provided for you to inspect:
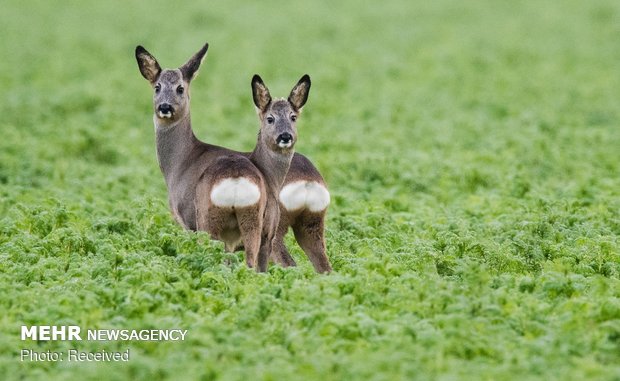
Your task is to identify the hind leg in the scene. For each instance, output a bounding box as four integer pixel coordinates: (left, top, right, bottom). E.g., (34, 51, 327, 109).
(196, 204, 226, 240)
(292, 211, 331, 273)
(270, 210, 297, 267)
(236, 205, 263, 269)
(197, 205, 243, 259)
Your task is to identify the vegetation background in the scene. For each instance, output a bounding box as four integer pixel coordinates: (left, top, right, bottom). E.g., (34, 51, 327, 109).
(1, 0, 619, 380)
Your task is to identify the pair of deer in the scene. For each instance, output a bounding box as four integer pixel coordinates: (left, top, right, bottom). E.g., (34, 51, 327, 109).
(135, 42, 331, 273)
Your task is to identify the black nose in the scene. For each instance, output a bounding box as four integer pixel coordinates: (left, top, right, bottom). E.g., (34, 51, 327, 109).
(158, 103, 173, 114)
(276, 133, 293, 144)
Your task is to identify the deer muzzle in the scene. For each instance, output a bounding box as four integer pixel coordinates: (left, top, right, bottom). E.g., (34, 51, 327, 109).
(276, 132, 293, 148)
(157, 103, 174, 119)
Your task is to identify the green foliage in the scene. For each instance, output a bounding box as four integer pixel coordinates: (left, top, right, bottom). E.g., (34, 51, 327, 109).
(1, 0, 619, 379)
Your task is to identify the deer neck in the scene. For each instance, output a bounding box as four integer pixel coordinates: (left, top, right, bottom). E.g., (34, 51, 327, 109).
(250, 135, 293, 195)
(154, 113, 199, 186)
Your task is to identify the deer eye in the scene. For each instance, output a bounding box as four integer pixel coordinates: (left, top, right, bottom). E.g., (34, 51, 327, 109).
(266, 116, 275, 124)
(176, 86, 184, 95)
(154, 84, 161, 93)
(290, 114, 297, 122)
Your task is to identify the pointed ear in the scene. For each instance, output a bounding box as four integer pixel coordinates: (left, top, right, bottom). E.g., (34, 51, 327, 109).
(180, 42, 209, 82)
(252, 74, 272, 112)
(288, 74, 311, 111)
(135, 46, 161, 84)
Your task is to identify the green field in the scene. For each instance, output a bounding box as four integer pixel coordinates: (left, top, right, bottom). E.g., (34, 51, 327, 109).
(1, 0, 619, 380)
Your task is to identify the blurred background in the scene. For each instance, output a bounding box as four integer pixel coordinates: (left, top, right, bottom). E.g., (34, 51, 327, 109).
(1, 0, 619, 208)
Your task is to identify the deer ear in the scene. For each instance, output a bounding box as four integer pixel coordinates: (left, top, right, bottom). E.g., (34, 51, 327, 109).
(288, 74, 311, 111)
(252, 75, 272, 112)
(180, 42, 209, 82)
(135, 46, 161, 84)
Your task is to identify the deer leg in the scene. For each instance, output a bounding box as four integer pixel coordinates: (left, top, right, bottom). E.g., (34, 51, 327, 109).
(292, 211, 331, 273)
(270, 211, 297, 267)
(256, 234, 272, 272)
(196, 204, 222, 240)
(256, 197, 280, 272)
(236, 206, 263, 269)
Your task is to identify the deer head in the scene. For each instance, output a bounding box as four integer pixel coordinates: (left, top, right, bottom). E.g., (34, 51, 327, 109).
(135, 43, 209, 124)
(251, 74, 311, 152)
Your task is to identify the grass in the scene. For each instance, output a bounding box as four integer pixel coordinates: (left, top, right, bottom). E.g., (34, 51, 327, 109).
(1, 0, 619, 379)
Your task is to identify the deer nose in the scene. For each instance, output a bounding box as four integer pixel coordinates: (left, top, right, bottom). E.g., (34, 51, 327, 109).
(157, 103, 174, 116)
(276, 133, 293, 148)
(276, 133, 293, 144)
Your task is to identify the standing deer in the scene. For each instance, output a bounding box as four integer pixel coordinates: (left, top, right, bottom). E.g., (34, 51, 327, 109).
(135, 42, 277, 270)
(248, 80, 332, 273)
(136, 41, 332, 273)
(247, 74, 316, 272)
(228, 76, 332, 273)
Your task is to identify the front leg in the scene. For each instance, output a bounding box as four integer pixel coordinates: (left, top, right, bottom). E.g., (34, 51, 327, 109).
(257, 233, 272, 272)
(257, 195, 280, 272)
(270, 209, 297, 267)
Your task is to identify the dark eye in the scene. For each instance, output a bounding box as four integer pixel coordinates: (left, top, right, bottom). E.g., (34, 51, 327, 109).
(266, 116, 275, 124)
(177, 86, 184, 95)
(154, 84, 161, 93)
(290, 114, 297, 122)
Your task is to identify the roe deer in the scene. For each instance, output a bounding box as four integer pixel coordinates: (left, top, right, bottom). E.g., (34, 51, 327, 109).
(246, 77, 332, 273)
(247, 74, 312, 272)
(136, 42, 331, 273)
(224, 76, 331, 273)
(136, 42, 276, 270)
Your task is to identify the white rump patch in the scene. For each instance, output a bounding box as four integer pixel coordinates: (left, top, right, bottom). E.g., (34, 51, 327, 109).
(210, 177, 261, 208)
(279, 181, 330, 212)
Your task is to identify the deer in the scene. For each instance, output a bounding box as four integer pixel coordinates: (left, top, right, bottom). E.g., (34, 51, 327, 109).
(136, 42, 332, 273)
(248, 82, 332, 273)
(246, 74, 318, 271)
(135, 42, 280, 270)
(225, 76, 332, 273)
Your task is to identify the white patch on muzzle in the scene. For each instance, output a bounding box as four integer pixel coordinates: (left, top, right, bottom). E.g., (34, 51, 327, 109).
(279, 181, 330, 212)
(210, 177, 261, 208)
(158, 111, 172, 119)
(277, 141, 293, 149)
